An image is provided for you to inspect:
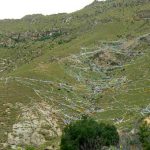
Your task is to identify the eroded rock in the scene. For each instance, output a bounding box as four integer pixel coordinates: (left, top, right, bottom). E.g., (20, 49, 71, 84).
(7, 101, 63, 149)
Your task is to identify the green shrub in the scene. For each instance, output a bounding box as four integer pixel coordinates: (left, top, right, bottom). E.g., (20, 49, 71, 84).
(60, 116, 119, 150)
(25, 146, 35, 150)
(139, 121, 150, 150)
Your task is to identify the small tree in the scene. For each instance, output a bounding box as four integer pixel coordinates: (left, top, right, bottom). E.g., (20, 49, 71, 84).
(60, 116, 119, 150)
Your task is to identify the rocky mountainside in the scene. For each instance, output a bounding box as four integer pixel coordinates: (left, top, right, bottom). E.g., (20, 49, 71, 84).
(0, 0, 150, 149)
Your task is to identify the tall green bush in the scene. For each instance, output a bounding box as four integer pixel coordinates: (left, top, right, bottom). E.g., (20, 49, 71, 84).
(139, 121, 150, 150)
(60, 116, 119, 150)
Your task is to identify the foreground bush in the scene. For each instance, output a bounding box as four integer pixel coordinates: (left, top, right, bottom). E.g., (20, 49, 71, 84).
(139, 121, 150, 150)
(60, 116, 119, 150)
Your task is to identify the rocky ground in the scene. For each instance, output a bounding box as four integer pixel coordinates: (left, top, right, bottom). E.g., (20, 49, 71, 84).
(0, 33, 149, 149)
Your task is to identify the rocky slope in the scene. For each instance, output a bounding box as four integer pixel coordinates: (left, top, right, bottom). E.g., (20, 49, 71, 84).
(0, 0, 150, 149)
